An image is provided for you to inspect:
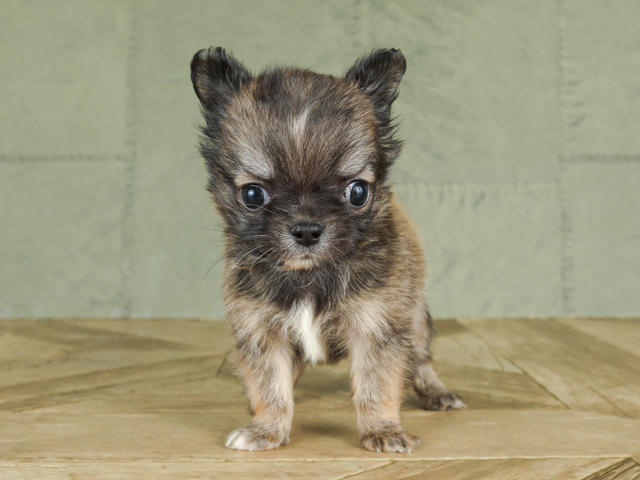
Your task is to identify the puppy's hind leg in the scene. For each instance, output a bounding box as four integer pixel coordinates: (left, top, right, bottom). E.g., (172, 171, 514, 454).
(412, 307, 466, 411)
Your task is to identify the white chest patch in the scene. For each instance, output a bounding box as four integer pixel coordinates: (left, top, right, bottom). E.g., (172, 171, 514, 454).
(291, 301, 325, 365)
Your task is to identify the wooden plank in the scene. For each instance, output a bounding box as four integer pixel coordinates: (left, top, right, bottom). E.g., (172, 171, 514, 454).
(558, 319, 640, 361)
(434, 320, 522, 373)
(428, 320, 564, 409)
(224, 349, 562, 414)
(41, 359, 557, 415)
(0, 317, 639, 477)
(584, 458, 640, 480)
(0, 319, 40, 333)
(0, 323, 204, 390)
(26, 373, 248, 414)
(349, 458, 625, 480)
(0, 331, 69, 371)
(460, 319, 640, 418)
(1, 410, 638, 462)
(0, 354, 223, 412)
(0, 461, 391, 480)
(0, 347, 205, 392)
(34, 370, 351, 414)
(15, 321, 197, 351)
(433, 364, 565, 410)
(0, 459, 630, 479)
(34, 320, 559, 413)
(67, 318, 233, 352)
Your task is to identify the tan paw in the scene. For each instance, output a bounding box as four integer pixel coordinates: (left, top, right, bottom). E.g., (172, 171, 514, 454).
(225, 424, 288, 451)
(419, 390, 466, 411)
(361, 426, 421, 453)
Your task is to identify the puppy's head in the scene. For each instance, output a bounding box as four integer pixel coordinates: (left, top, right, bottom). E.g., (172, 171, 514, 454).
(191, 48, 406, 271)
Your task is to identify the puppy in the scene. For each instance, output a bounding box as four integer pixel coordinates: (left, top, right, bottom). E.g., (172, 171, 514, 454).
(190, 47, 464, 453)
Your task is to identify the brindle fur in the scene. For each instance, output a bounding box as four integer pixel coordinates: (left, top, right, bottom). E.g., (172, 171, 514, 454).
(191, 47, 465, 453)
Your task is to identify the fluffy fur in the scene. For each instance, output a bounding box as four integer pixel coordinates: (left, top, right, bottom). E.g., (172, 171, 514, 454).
(191, 47, 464, 453)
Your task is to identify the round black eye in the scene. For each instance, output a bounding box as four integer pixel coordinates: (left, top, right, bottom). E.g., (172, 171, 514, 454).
(241, 184, 269, 210)
(344, 181, 369, 207)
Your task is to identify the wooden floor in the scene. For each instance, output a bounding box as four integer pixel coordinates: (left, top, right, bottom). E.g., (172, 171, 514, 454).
(1, 318, 639, 479)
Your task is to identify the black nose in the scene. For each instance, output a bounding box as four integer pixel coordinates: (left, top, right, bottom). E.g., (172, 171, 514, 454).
(290, 222, 324, 247)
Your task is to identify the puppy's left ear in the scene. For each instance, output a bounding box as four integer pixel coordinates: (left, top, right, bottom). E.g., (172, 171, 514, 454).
(345, 49, 406, 116)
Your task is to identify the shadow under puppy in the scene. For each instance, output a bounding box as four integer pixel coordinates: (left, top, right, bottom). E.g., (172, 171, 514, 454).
(191, 47, 465, 453)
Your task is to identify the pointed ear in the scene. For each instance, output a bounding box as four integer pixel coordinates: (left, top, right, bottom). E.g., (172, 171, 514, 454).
(190, 47, 252, 111)
(345, 49, 406, 114)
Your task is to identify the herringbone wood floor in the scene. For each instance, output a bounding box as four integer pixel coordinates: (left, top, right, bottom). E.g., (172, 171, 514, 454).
(1, 318, 639, 479)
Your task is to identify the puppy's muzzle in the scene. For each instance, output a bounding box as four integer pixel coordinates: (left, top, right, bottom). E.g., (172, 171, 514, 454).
(290, 222, 324, 248)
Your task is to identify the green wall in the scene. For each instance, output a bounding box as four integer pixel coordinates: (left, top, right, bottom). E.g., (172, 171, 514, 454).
(1, 0, 639, 319)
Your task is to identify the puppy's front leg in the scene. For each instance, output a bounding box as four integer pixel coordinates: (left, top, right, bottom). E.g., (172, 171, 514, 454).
(349, 329, 419, 453)
(226, 329, 295, 451)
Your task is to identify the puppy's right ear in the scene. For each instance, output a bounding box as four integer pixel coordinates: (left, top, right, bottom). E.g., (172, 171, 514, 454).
(190, 47, 251, 111)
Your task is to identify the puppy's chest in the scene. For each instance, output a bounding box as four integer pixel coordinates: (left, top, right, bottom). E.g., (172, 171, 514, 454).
(284, 301, 337, 366)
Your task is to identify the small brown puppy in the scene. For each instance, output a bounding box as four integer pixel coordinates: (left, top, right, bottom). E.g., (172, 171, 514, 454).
(191, 47, 464, 453)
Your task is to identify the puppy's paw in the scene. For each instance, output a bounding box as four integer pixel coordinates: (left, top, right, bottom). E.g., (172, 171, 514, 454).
(225, 424, 288, 451)
(419, 390, 466, 411)
(361, 426, 421, 453)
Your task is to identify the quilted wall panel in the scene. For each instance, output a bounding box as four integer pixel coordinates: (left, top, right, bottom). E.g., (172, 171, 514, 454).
(1, 0, 638, 318)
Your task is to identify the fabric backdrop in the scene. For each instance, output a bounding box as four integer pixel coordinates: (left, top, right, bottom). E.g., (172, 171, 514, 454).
(1, 0, 639, 319)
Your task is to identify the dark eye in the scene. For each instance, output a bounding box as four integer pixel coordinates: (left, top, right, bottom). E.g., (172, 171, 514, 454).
(344, 181, 369, 207)
(241, 184, 270, 210)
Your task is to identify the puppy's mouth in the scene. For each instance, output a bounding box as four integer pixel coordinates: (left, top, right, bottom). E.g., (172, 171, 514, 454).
(281, 255, 315, 271)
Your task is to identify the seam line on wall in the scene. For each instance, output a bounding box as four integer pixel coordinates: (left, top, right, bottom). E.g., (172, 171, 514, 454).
(352, 0, 364, 54)
(120, 0, 137, 318)
(389, 178, 558, 190)
(0, 154, 131, 163)
(561, 154, 640, 163)
(557, 0, 575, 315)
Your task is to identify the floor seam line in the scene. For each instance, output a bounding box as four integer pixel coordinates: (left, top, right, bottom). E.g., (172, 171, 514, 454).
(215, 352, 230, 377)
(461, 321, 571, 409)
(587, 386, 632, 419)
(557, 318, 640, 362)
(583, 458, 635, 480)
(0, 354, 219, 395)
(495, 354, 571, 410)
(336, 461, 396, 480)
